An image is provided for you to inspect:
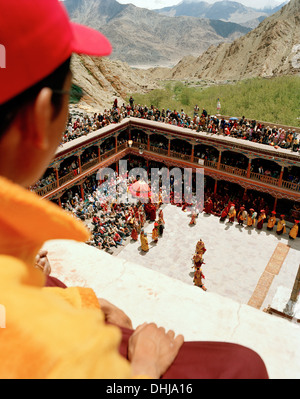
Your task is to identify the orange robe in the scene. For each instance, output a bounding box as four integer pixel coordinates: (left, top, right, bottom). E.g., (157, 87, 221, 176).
(289, 224, 299, 239)
(267, 216, 276, 230)
(0, 177, 138, 379)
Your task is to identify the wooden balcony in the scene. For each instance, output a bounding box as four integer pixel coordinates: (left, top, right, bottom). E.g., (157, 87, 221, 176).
(33, 139, 300, 201)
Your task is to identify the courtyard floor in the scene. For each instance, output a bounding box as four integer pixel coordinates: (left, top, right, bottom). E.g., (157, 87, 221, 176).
(115, 204, 300, 310)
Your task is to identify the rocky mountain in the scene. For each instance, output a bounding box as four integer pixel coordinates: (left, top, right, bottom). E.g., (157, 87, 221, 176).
(65, 0, 299, 112)
(160, 0, 300, 82)
(155, 0, 288, 29)
(64, 0, 250, 68)
(70, 54, 158, 112)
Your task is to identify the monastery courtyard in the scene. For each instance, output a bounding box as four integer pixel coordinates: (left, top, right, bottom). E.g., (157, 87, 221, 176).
(115, 204, 300, 311)
(44, 203, 300, 379)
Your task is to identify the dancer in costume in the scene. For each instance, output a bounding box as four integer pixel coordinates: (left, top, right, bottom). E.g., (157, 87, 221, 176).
(237, 206, 247, 226)
(192, 254, 207, 291)
(131, 221, 139, 241)
(140, 229, 149, 252)
(247, 209, 256, 227)
(251, 209, 257, 227)
(267, 211, 277, 231)
(227, 204, 236, 223)
(152, 222, 159, 243)
(189, 212, 197, 226)
(158, 209, 165, 224)
(256, 210, 266, 230)
(276, 215, 286, 236)
(158, 209, 165, 236)
(220, 202, 232, 222)
(289, 220, 299, 240)
(195, 239, 206, 257)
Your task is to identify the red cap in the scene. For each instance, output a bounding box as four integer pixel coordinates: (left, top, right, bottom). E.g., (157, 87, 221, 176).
(0, 0, 112, 105)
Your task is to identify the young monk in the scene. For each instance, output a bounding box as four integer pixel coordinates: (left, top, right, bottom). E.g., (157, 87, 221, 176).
(0, 0, 268, 380)
(0, 0, 183, 379)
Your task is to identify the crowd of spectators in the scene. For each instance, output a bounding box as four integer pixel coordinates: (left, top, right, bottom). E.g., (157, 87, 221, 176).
(201, 182, 300, 224)
(30, 99, 299, 194)
(56, 168, 299, 255)
(59, 171, 160, 254)
(62, 100, 300, 154)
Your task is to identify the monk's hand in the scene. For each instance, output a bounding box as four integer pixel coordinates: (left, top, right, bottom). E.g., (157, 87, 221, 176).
(35, 250, 51, 276)
(98, 298, 133, 329)
(128, 322, 184, 378)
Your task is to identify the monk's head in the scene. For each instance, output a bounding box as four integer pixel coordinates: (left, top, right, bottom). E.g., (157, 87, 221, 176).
(0, 0, 112, 187)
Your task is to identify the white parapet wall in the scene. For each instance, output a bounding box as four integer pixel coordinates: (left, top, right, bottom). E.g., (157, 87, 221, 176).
(44, 239, 300, 380)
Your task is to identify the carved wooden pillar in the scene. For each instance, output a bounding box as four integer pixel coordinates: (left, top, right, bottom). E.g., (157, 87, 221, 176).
(214, 179, 218, 194)
(147, 134, 150, 151)
(278, 166, 284, 187)
(191, 144, 194, 163)
(78, 154, 82, 174)
(80, 183, 85, 201)
(217, 150, 222, 170)
(247, 158, 252, 178)
(168, 139, 171, 157)
(52, 161, 61, 188)
(98, 144, 101, 162)
(55, 167, 59, 188)
(273, 197, 278, 212)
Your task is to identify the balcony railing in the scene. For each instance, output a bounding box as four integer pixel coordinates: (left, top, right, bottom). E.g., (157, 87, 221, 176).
(219, 163, 248, 177)
(33, 141, 300, 198)
(282, 180, 300, 192)
(169, 151, 192, 162)
(249, 172, 279, 187)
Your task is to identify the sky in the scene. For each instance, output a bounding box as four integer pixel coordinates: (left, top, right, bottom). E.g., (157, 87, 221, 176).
(117, 0, 284, 10)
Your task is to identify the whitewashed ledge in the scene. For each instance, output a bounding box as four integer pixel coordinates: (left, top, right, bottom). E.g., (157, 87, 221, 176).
(43, 239, 300, 380)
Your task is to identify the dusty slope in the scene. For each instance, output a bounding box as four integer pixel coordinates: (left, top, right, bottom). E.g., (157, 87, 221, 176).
(65, 0, 249, 68)
(71, 55, 158, 112)
(161, 0, 300, 81)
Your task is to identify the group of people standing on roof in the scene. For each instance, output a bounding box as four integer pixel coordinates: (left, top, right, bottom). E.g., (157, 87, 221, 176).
(203, 198, 299, 239)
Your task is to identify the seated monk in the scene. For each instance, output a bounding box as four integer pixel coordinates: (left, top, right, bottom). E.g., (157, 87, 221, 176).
(204, 198, 213, 214)
(0, 0, 268, 380)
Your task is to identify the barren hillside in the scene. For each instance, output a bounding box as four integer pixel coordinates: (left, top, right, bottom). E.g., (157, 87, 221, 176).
(162, 0, 300, 81)
(65, 0, 250, 68)
(71, 55, 158, 112)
